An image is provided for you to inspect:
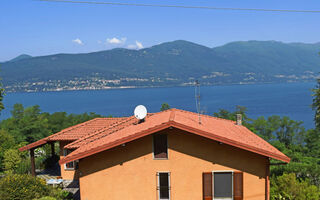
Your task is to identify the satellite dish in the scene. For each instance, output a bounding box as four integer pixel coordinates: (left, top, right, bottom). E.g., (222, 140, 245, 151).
(134, 105, 147, 120)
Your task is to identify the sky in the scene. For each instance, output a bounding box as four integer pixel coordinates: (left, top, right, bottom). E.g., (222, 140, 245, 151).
(1, 0, 320, 61)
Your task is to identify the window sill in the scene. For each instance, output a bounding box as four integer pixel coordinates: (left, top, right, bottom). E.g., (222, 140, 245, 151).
(64, 168, 75, 171)
(153, 158, 168, 160)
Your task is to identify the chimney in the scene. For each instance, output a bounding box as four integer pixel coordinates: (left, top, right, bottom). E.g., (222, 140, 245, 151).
(236, 114, 242, 125)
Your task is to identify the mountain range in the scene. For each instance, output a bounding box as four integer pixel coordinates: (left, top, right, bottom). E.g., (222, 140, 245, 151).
(1, 40, 320, 92)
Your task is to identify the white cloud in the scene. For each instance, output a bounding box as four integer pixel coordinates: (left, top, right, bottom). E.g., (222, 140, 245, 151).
(135, 41, 144, 49)
(106, 37, 127, 44)
(127, 41, 144, 50)
(72, 38, 83, 45)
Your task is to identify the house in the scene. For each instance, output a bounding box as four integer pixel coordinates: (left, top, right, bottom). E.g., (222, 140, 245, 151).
(20, 108, 290, 200)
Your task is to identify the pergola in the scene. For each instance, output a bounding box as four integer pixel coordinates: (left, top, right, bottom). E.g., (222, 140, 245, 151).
(19, 140, 56, 176)
(18, 117, 124, 176)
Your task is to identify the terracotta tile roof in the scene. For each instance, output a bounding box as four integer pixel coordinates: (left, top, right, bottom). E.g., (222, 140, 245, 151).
(64, 116, 141, 149)
(60, 109, 290, 165)
(19, 117, 126, 151)
(47, 118, 124, 141)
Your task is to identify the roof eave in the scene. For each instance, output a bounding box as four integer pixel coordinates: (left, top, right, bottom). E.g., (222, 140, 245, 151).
(59, 122, 173, 165)
(19, 139, 48, 151)
(170, 121, 290, 163)
(60, 121, 290, 165)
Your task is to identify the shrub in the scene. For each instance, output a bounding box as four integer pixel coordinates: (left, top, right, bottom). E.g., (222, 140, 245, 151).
(271, 173, 320, 200)
(35, 197, 57, 200)
(0, 174, 73, 200)
(49, 188, 73, 200)
(15, 158, 31, 174)
(3, 149, 22, 173)
(0, 174, 50, 200)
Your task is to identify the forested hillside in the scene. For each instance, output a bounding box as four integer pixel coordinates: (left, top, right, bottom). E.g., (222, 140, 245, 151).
(1, 40, 320, 92)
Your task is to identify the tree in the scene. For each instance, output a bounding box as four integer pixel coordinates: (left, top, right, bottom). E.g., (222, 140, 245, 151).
(11, 103, 24, 119)
(0, 75, 4, 113)
(275, 116, 305, 147)
(305, 129, 320, 157)
(0, 130, 16, 170)
(250, 116, 285, 141)
(3, 149, 22, 173)
(312, 79, 320, 129)
(160, 103, 170, 111)
(213, 106, 251, 127)
(270, 173, 320, 200)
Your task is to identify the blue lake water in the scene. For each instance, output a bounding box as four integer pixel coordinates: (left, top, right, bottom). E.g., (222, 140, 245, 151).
(1, 82, 316, 129)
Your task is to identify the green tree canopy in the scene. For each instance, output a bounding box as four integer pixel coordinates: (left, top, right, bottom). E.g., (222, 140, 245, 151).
(160, 103, 170, 111)
(271, 173, 320, 200)
(312, 79, 320, 129)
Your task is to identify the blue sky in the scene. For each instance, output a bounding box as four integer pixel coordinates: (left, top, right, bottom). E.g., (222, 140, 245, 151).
(1, 0, 320, 61)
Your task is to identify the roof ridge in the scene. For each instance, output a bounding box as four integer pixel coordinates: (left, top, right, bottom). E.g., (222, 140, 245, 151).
(169, 109, 175, 121)
(170, 108, 237, 124)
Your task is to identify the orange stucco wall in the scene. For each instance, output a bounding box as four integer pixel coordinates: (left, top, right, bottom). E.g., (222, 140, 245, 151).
(59, 141, 79, 180)
(78, 128, 268, 200)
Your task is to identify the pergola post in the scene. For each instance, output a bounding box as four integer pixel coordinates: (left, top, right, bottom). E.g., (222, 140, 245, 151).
(30, 148, 36, 176)
(51, 142, 55, 157)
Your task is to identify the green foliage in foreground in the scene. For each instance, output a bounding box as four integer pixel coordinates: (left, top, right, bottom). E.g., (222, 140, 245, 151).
(0, 174, 71, 200)
(35, 197, 57, 200)
(3, 148, 22, 173)
(271, 173, 320, 200)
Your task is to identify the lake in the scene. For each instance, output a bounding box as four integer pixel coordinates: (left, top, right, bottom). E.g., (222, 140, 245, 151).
(1, 82, 316, 129)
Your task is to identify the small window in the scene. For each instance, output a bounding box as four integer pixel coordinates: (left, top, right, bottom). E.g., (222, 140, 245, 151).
(63, 149, 75, 170)
(153, 134, 168, 159)
(213, 172, 233, 199)
(157, 172, 170, 200)
(203, 171, 243, 200)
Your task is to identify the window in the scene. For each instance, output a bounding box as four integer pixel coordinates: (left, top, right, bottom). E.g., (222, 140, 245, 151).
(63, 149, 75, 170)
(157, 172, 170, 200)
(202, 171, 243, 200)
(153, 134, 168, 159)
(213, 172, 233, 199)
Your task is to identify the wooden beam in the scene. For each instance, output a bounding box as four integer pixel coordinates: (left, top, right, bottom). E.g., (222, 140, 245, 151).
(30, 149, 36, 177)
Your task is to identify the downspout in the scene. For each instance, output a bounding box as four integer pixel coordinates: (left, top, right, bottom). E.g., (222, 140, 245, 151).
(265, 158, 270, 200)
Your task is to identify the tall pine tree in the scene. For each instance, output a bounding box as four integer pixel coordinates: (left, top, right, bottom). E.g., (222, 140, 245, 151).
(312, 79, 320, 129)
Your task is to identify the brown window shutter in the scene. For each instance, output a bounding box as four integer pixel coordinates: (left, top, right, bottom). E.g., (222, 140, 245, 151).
(233, 171, 243, 200)
(203, 172, 212, 200)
